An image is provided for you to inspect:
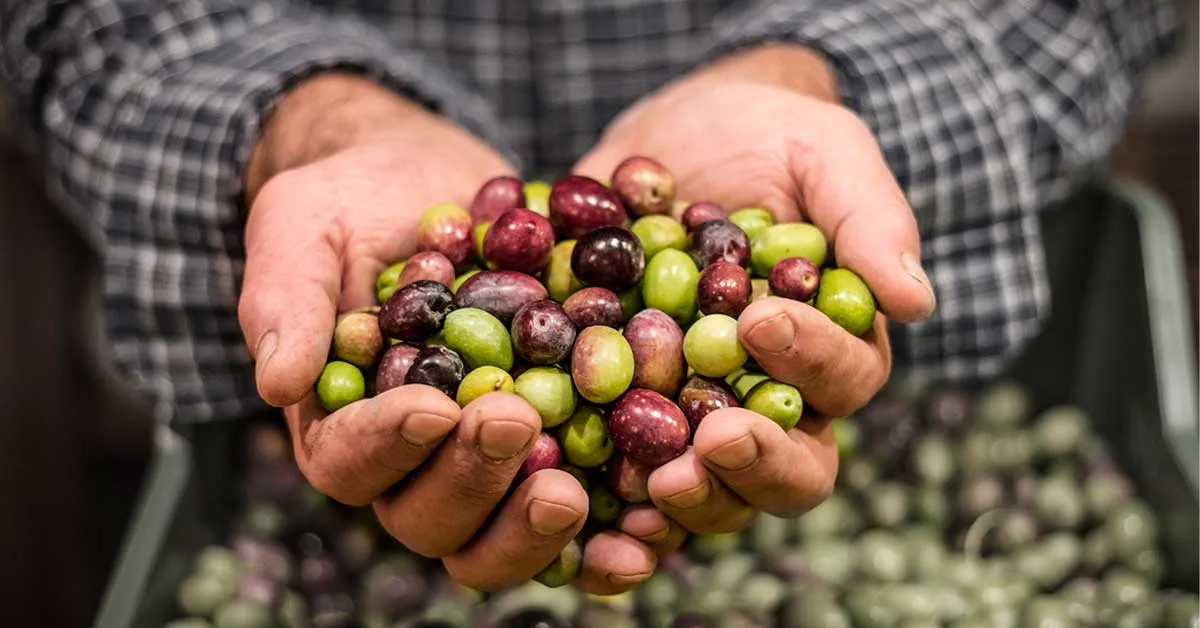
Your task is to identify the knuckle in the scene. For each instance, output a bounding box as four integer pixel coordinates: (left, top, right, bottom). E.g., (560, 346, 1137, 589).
(373, 503, 460, 559)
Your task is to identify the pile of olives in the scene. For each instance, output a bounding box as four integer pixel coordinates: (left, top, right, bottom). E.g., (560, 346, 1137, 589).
(314, 156, 878, 571)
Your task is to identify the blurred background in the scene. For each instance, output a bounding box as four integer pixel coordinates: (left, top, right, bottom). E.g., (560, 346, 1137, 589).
(0, 3, 1195, 627)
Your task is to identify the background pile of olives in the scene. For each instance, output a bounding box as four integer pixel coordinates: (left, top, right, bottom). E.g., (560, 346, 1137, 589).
(165, 379, 1198, 628)
(314, 157, 878, 567)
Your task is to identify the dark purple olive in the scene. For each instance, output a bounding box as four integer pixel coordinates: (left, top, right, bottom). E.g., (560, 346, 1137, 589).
(511, 300, 576, 365)
(696, 261, 752, 317)
(452, 270, 550, 325)
(418, 203, 475, 268)
(681, 202, 728, 232)
(562, 287, 624, 329)
(677, 376, 739, 431)
(397, 251, 456, 290)
(611, 156, 675, 217)
(516, 432, 563, 484)
(379, 280, 454, 342)
(299, 554, 342, 595)
(690, 219, 750, 268)
(571, 226, 646, 291)
(404, 345, 465, 397)
(483, 208, 555, 273)
(469, 175, 526, 224)
(375, 343, 421, 394)
(623, 308, 686, 399)
(767, 257, 821, 302)
(548, 175, 629, 239)
(608, 389, 691, 467)
(856, 396, 920, 470)
(608, 454, 651, 503)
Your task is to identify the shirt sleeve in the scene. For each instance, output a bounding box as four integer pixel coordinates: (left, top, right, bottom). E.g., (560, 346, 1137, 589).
(0, 0, 514, 423)
(709, 0, 1180, 382)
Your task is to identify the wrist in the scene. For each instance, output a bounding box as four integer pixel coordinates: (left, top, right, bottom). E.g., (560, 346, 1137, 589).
(698, 43, 840, 103)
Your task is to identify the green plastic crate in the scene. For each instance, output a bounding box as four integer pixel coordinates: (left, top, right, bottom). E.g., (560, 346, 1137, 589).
(92, 179, 1199, 628)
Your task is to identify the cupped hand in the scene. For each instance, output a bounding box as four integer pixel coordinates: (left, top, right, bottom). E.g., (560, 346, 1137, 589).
(236, 73, 659, 592)
(575, 45, 937, 533)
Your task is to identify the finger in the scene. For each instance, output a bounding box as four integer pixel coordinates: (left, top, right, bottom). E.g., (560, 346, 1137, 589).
(646, 449, 756, 535)
(372, 391, 541, 557)
(693, 407, 837, 519)
(786, 110, 935, 322)
(239, 171, 346, 408)
(577, 531, 658, 595)
(738, 296, 891, 418)
(442, 469, 587, 591)
(617, 506, 688, 556)
(284, 384, 461, 506)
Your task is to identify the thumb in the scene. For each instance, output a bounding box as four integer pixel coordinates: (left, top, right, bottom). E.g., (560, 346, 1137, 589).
(789, 112, 936, 323)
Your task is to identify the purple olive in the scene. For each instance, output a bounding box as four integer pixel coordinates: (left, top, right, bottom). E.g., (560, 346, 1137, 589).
(608, 454, 651, 503)
(677, 376, 739, 431)
(237, 572, 281, 606)
(768, 257, 821, 302)
(397, 250, 456, 289)
(483, 208, 555, 273)
(511, 300, 577, 365)
(611, 156, 675, 217)
(608, 389, 691, 467)
(570, 226, 646, 291)
(379, 280, 454, 342)
(469, 175, 526, 224)
(404, 345, 465, 397)
(299, 553, 342, 595)
(690, 219, 750, 268)
(516, 432, 563, 484)
(548, 174, 629, 239)
(452, 270, 550, 325)
(623, 309, 686, 399)
(696, 261, 752, 317)
(562, 287, 624, 329)
(375, 343, 421, 394)
(418, 203, 475, 268)
(680, 202, 728, 232)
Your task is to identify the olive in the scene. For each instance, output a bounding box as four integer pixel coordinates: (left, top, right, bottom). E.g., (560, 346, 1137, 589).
(974, 381, 1033, 428)
(442, 307, 514, 370)
(404, 345, 465, 398)
(642, 248, 701, 324)
(588, 484, 622, 524)
(743, 380, 804, 431)
(332, 312, 385, 369)
(748, 512, 791, 555)
(778, 589, 851, 628)
(750, 278, 772, 303)
(814, 268, 877, 337)
(616, 285, 644, 323)
(524, 180, 552, 218)
(558, 464, 590, 491)
(516, 432, 563, 484)
(608, 389, 690, 467)
(728, 208, 774, 241)
(796, 493, 862, 541)
(212, 600, 274, 628)
(1083, 470, 1133, 521)
(499, 609, 569, 628)
(958, 473, 1006, 521)
(562, 287, 624, 329)
(607, 453, 651, 503)
(681, 202, 728, 232)
(911, 434, 956, 487)
(913, 486, 951, 528)
(379, 280, 454, 342)
(469, 175, 526, 224)
(452, 268, 482, 293)
(733, 573, 787, 620)
(1113, 602, 1165, 628)
(548, 174, 629, 239)
(1100, 569, 1153, 609)
(558, 406, 614, 468)
(1103, 500, 1158, 562)
(474, 221, 491, 263)
(631, 214, 689, 260)
(1032, 405, 1089, 460)
(511, 300, 576, 365)
(316, 361, 365, 412)
(483, 208, 556, 273)
(514, 366, 578, 428)
(375, 342, 421, 394)
(749, 222, 827, 277)
(696, 261, 752, 317)
(843, 585, 901, 628)
(452, 270, 549, 326)
(195, 546, 241, 580)
(1034, 472, 1086, 530)
(544, 240, 585, 302)
(920, 383, 972, 433)
(864, 482, 910, 528)
(905, 529, 948, 582)
(1122, 547, 1164, 583)
(1022, 597, 1077, 628)
(456, 365, 515, 407)
(993, 509, 1039, 552)
(624, 308, 687, 398)
(571, 226, 646, 291)
(571, 326, 635, 405)
(376, 260, 406, 304)
(684, 314, 748, 378)
(690, 220, 750, 269)
(687, 531, 742, 562)
(417, 202, 475, 268)
(178, 573, 236, 617)
(1160, 592, 1200, 628)
(768, 257, 821, 302)
(856, 530, 908, 582)
(677, 376, 740, 431)
(612, 156, 675, 216)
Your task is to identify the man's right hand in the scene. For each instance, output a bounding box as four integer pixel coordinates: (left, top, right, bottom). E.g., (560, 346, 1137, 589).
(236, 73, 668, 593)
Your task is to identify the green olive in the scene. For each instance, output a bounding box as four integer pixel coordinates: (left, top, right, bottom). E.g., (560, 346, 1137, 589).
(545, 239, 585, 302)
(684, 314, 748, 378)
(524, 180, 552, 218)
(815, 268, 877, 337)
(452, 268, 481, 293)
(729, 208, 775, 240)
(749, 222, 827, 277)
(589, 484, 621, 524)
(442, 307, 514, 371)
(558, 406, 614, 467)
(316, 361, 365, 412)
(642, 249, 700, 324)
(473, 222, 491, 263)
(514, 366, 578, 428)
(376, 261, 406, 304)
(618, 284, 644, 323)
(743, 380, 803, 431)
(456, 365, 515, 407)
(631, 215, 689, 260)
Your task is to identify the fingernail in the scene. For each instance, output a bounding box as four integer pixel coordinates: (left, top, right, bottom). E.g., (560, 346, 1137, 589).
(663, 481, 710, 509)
(478, 420, 536, 461)
(745, 313, 794, 354)
(901, 252, 937, 315)
(529, 499, 583, 536)
(705, 433, 759, 471)
(400, 412, 456, 447)
(634, 526, 670, 544)
(606, 572, 652, 587)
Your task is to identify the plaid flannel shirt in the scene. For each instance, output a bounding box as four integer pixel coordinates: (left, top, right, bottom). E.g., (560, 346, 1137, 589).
(1, 0, 1180, 423)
